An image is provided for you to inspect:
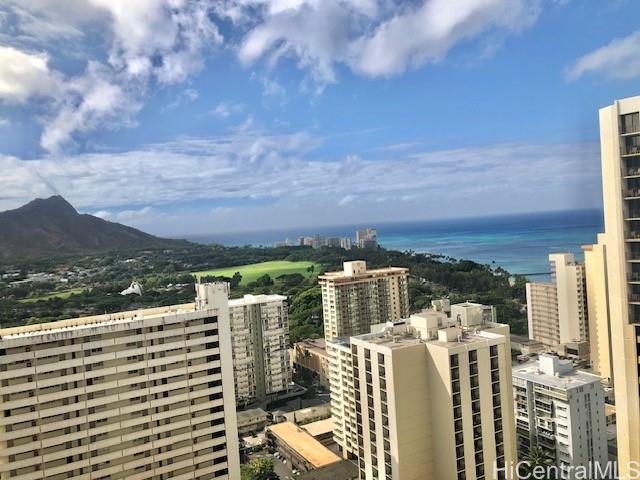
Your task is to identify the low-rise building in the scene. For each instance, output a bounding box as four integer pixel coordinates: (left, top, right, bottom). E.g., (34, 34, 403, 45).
(513, 354, 608, 475)
(237, 407, 269, 436)
(267, 422, 342, 473)
(302, 418, 335, 446)
(292, 338, 331, 388)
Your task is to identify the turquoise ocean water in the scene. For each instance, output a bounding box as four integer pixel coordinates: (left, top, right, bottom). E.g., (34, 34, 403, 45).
(188, 209, 604, 278)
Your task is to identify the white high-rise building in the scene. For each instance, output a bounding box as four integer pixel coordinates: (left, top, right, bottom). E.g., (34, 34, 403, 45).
(229, 294, 290, 405)
(319, 261, 409, 343)
(526, 253, 588, 353)
(0, 282, 240, 480)
(513, 355, 608, 477)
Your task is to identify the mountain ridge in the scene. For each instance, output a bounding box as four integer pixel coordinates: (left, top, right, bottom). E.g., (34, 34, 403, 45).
(0, 196, 189, 260)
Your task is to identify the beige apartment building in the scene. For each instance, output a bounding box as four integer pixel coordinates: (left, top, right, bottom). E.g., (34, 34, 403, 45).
(526, 253, 588, 354)
(319, 261, 409, 342)
(349, 312, 516, 480)
(327, 337, 359, 458)
(229, 294, 290, 405)
(0, 282, 240, 480)
(291, 339, 330, 389)
(582, 234, 614, 384)
(598, 96, 640, 477)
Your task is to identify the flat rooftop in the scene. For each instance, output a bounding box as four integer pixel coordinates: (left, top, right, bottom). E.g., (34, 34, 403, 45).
(267, 422, 341, 469)
(513, 361, 602, 390)
(353, 324, 505, 351)
(295, 338, 328, 354)
(237, 408, 268, 424)
(302, 418, 334, 438)
(318, 266, 408, 282)
(0, 302, 197, 340)
(229, 294, 287, 306)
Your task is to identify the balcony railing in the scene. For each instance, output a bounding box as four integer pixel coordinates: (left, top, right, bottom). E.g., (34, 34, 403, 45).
(626, 189, 640, 198)
(626, 167, 640, 177)
(625, 146, 640, 156)
(629, 294, 640, 303)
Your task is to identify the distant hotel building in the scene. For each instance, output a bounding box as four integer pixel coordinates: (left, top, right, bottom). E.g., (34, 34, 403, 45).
(349, 309, 516, 479)
(0, 282, 240, 480)
(229, 294, 291, 406)
(513, 355, 608, 474)
(319, 261, 409, 342)
(356, 228, 378, 249)
(526, 253, 588, 357)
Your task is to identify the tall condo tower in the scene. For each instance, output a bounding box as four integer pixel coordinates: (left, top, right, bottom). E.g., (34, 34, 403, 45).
(0, 282, 240, 480)
(599, 96, 640, 477)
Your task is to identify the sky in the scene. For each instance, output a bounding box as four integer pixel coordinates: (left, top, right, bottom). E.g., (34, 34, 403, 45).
(0, 0, 639, 237)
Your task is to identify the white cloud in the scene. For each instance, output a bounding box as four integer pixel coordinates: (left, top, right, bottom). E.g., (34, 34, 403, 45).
(0, 1, 222, 151)
(233, 0, 541, 83)
(0, 132, 602, 234)
(567, 31, 640, 81)
(163, 88, 199, 111)
(0, 46, 62, 103)
(0, 117, 10, 127)
(92, 206, 154, 223)
(210, 101, 245, 118)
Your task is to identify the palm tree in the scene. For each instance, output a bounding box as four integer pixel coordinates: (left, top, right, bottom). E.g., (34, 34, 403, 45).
(520, 445, 555, 479)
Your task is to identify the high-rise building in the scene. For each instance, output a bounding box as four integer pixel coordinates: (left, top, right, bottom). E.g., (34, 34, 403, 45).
(582, 234, 614, 385)
(340, 237, 353, 250)
(356, 228, 378, 249)
(513, 355, 608, 474)
(327, 337, 359, 459)
(349, 310, 516, 480)
(319, 261, 409, 342)
(0, 282, 240, 480)
(229, 294, 290, 406)
(598, 96, 640, 476)
(526, 253, 588, 354)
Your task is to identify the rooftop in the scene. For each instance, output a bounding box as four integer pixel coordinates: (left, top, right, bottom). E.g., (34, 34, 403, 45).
(318, 260, 407, 283)
(236, 408, 268, 425)
(295, 338, 327, 354)
(298, 460, 359, 480)
(229, 293, 287, 306)
(302, 418, 334, 438)
(513, 355, 602, 390)
(267, 422, 341, 469)
(0, 302, 197, 340)
(353, 322, 506, 351)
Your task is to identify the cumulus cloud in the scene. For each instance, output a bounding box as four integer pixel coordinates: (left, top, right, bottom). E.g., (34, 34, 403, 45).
(0, 1, 222, 151)
(0, 45, 62, 103)
(567, 31, 640, 81)
(233, 0, 541, 82)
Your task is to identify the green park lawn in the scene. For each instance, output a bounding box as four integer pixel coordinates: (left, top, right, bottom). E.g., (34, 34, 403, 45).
(18, 287, 86, 303)
(193, 260, 320, 285)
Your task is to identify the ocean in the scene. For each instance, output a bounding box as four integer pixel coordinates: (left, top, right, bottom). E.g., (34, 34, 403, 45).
(187, 209, 604, 278)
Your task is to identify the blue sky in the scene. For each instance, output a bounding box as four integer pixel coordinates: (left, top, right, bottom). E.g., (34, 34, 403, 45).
(0, 0, 638, 236)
